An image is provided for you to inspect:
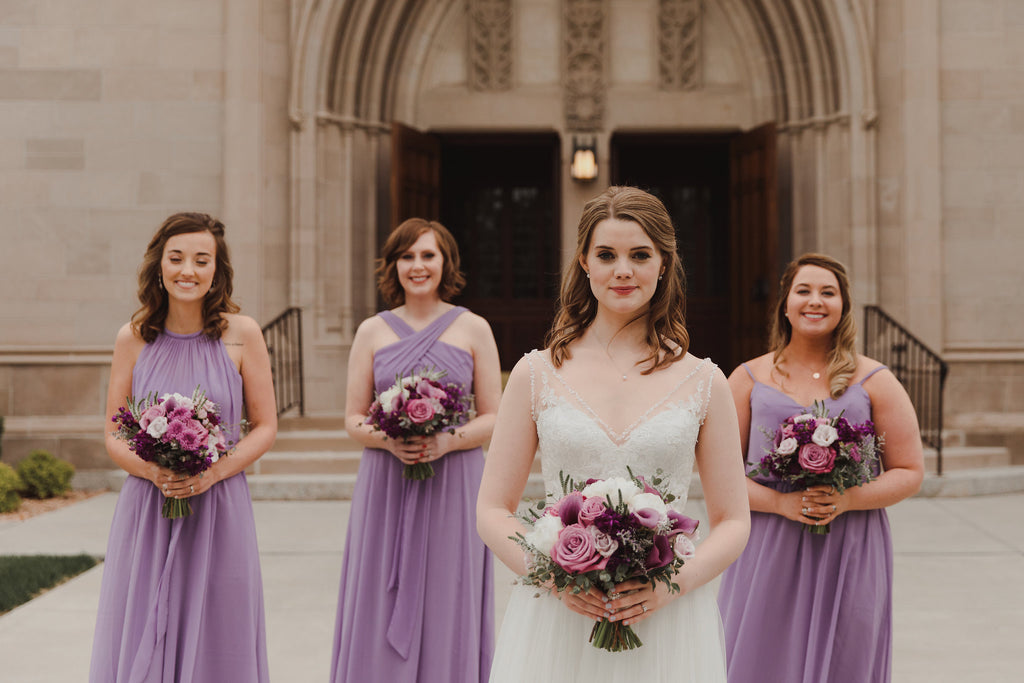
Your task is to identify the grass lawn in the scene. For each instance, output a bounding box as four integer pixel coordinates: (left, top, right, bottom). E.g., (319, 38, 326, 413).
(0, 554, 99, 614)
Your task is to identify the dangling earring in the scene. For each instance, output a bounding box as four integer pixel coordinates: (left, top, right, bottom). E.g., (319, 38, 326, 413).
(658, 274, 663, 281)
(157, 276, 164, 291)
(585, 271, 590, 279)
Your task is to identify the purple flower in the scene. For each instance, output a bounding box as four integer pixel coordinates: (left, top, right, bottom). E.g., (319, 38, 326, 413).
(666, 509, 699, 537)
(556, 492, 584, 526)
(177, 428, 203, 451)
(645, 534, 675, 569)
(631, 508, 661, 529)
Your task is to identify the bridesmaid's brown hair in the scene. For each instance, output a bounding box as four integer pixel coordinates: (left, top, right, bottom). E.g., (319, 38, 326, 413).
(376, 218, 466, 306)
(132, 212, 239, 343)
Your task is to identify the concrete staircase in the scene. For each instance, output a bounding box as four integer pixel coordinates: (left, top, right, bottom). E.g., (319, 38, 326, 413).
(245, 415, 547, 500)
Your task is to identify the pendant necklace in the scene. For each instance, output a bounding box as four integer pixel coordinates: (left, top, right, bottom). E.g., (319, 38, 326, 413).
(592, 329, 632, 382)
(790, 357, 826, 380)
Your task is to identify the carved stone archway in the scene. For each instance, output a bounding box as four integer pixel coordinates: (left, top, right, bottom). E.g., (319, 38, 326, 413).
(287, 0, 880, 411)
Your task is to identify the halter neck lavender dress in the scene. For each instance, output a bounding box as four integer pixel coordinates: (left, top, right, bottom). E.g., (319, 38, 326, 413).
(330, 307, 494, 683)
(717, 364, 892, 683)
(90, 330, 268, 683)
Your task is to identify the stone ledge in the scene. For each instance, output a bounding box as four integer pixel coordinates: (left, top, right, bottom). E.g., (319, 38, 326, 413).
(917, 466, 1024, 497)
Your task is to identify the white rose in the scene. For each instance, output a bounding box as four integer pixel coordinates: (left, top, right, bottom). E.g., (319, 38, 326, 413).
(588, 527, 620, 557)
(777, 437, 799, 455)
(581, 477, 641, 505)
(628, 492, 668, 517)
(146, 416, 169, 438)
(674, 534, 696, 560)
(523, 514, 563, 558)
(196, 406, 208, 420)
(812, 424, 838, 447)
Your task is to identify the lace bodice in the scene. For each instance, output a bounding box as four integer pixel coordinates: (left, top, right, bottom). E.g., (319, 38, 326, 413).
(526, 350, 714, 507)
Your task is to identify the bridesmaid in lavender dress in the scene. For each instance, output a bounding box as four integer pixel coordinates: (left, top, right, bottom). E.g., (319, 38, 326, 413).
(716, 253, 924, 683)
(330, 218, 501, 682)
(90, 213, 277, 682)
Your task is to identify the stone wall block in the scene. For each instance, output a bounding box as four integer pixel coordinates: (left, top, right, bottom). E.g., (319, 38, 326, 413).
(0, 69, 101, 100)
(10, 365, 106, 416)
(25, 138, 85, 170)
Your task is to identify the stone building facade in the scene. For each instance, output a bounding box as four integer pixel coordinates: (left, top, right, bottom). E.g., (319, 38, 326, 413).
(1, 0, 1022, 470)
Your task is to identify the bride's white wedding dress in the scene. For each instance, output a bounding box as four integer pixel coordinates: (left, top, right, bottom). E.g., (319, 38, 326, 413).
(489, 351, 728, 682)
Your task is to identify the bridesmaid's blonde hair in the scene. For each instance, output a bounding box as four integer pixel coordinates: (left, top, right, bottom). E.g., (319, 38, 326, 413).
(769, 253, 857, 398)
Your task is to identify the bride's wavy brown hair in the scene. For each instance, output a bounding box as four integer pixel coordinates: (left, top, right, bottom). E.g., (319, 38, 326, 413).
(546, 186, 688, 373)
(131, 212, 239, 343)
(769, 252, 858, 398)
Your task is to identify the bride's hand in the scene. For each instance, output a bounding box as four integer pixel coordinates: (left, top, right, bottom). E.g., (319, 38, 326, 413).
(604, 579, 677, 626)
(555, 585, 616, 622)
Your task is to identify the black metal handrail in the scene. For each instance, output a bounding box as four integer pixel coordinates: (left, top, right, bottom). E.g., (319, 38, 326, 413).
(262, 307, 305, 416)
(863, 305, 948, 474)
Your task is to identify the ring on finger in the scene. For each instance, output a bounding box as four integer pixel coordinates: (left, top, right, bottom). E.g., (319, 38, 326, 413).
(801, 507, 809, 515)
(190, 484, 194, 494)
(832, 504, 837, 512)
(641, 602, 648, 614)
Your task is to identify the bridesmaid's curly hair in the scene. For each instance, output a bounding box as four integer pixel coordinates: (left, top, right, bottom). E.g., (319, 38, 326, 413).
(131, 212, 240, 343)
(769, 253, 858, 398)
(546, 186, 688, 373)
(376, 218, 466, 306)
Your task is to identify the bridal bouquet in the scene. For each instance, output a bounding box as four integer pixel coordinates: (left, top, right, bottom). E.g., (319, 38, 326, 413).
(365, 368, 473, 480)
(750, 400, 881, 534)
(512, 470, 699, 652)
(111, 387, 233, 519)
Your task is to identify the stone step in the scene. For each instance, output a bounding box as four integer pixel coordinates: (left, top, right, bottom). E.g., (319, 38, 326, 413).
(270, 430, 361, 452)
(251, 450, 364, 475)
(277, 415, 348, 431)
(923, 445, 1011, 472)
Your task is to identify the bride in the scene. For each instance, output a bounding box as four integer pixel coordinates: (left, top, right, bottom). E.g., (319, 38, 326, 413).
(477, 186, 750, 681)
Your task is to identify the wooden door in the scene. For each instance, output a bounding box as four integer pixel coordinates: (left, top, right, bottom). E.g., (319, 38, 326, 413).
(611, 133, 734, 368)
(729, 122, 778, 365)
(438, 133, 561, 369)
(390, 122, 440, 226)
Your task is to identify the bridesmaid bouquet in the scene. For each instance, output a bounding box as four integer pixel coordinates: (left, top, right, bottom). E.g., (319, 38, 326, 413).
(750, 400, 882, 534)
(511, 469, 699, 652)
(365, 368, 474, 480)
(111, 386, 233, 519)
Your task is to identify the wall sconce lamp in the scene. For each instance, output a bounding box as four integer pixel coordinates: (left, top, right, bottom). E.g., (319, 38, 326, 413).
(570, 135, 598, 182)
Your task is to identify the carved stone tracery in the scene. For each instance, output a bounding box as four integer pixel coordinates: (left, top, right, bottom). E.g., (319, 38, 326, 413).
(658, 0, 701, 91)
(563, 0, 605, 131)
(468, 0, 513, 91)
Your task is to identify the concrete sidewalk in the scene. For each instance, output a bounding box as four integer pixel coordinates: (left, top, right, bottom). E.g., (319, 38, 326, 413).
(1, 492, 1023, 682)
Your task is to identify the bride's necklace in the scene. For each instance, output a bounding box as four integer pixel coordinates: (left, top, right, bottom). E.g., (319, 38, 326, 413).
(592, 330, 636, 382)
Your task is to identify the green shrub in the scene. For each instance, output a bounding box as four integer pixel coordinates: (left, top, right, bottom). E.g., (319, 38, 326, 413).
(16, 450, 74, 499)
(0, 415, 5, 460)
(0, 554, 99, 614)
(0, 463, 22, 513)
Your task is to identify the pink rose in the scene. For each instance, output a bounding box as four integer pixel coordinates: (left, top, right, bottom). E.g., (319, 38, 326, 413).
(798, 443, 836, 473)
(138, 404, 166, 430)
(552, 523, 608, 573)
(577, 497, 607, 525)
(404, 398, 436, 424)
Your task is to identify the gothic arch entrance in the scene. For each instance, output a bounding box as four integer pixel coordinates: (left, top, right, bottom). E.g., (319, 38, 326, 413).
(288, 0, 879, 410)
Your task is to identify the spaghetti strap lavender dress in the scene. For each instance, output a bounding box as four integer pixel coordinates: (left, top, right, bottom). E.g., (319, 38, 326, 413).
(717, 364, 892, 683)
(90, 330, 268, 683)
(330, 306, 494, 683)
